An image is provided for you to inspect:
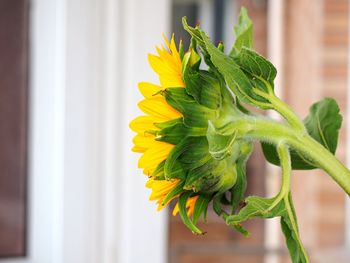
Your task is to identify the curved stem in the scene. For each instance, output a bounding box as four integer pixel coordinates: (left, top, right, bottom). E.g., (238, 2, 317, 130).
(277, 143, 310, 262)
(268, 94, 306, 133)
(269, 143, 291, 209)
(253, 88, 306, 133)
(233, 116, 350, 195)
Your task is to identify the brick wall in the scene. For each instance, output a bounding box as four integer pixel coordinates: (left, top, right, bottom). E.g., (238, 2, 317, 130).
(167, 0, 350, 262)
(283, 0, 349, 262)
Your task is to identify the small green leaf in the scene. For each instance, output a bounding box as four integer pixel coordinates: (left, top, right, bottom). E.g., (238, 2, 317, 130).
(200, 32, 272, 109)
(234, 47, 277, 90)
(304, 97, 342, 153)
(262, 98, 342, 169)
(226, 194, 309, 263)
(178, 192, 203, 234)
(230, 7, 253, 56)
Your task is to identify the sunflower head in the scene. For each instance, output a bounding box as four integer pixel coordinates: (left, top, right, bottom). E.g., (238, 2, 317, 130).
(130, 33, 251, 234)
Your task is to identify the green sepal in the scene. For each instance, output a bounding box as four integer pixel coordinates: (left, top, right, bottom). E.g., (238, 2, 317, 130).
(183, 69, 222, 110)
(184, 158, 225, 192)
(207, 121, 238, 160)
(182, 45, 201, 76)
(230, 7, 253, 56)
(179, 39, 185, 60)
(218, 42, 224, 52)
(178, 191, 203, 234)
(163, 88, 217, 127)
(155, 118, 206, 145)
(213, 194, 224, 216)
(155, 119, 188, 145)
(164, 137, 203, 179)
(162, 181, 185, 206)
(192, 195, 211, 225)
(220, 193, 231, 205)
(179, 137, 210, 164)
(151, 160, 166, 179)
(212, 164, 238, 195)
(262, 98, 342, 169)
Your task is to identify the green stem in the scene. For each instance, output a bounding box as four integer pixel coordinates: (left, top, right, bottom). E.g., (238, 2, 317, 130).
(269, 143, 291, 209)
(268, 94, 306, 133)
(277, 143, 310, 262)
(283, 193, 310, 263)
(233, 116, 350, 195)
(253, 88, 306, 133)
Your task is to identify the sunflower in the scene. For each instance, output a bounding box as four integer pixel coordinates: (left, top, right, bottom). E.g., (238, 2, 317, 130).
(130, 35, 198, 215)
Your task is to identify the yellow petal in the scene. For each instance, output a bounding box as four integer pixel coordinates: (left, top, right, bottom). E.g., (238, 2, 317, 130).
(148, 54, 178, 77)
(148, 180, 178, 201)
(138, 82, 162, 98)
(138, 142, 174, 171)
(132, 133, 156, 150)
(159, 75, 184, 88)
(172, 196, 199, 216)
(162, 33, 182, 66)
(142, 167, 155, 176)
(148, 54, 184, 88)
(138, 97, 182, 120)
(146, 178, 181, 211)
(129, 115, 164, 133)
(132, 145, 147, 153)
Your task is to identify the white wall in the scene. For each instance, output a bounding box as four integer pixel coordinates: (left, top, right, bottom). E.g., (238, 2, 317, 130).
(0, 0, 171, 262)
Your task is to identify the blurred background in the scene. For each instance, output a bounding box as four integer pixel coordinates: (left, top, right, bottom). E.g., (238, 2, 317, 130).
(0, 0, 349, 262)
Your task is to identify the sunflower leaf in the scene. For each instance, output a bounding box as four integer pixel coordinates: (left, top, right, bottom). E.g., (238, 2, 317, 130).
(230, 7, 253, 56)
(233, 47, 277, 90)
(262, 98, 342, 169)
(226, 194, 309, 263)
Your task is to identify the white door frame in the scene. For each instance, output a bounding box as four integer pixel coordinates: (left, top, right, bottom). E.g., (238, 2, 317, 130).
(1, 0, 170, 262)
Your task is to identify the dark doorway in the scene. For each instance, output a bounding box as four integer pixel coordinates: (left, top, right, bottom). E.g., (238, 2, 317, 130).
(0, 0, 29, 257)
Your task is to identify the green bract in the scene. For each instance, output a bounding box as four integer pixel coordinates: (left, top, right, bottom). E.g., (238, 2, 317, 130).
(143, 7, 350, 263)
